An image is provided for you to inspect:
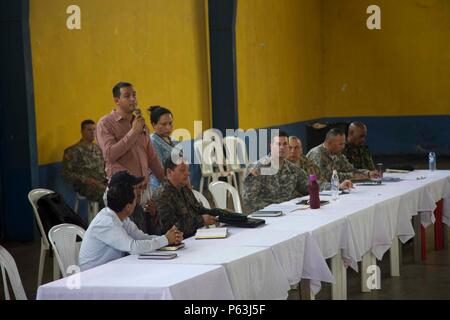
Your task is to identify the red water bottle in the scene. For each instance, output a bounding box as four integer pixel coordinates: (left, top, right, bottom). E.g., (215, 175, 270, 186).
(308, 174, 321, 209)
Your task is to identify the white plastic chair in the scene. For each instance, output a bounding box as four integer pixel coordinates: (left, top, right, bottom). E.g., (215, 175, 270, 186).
(48, 223, 85, 278)
(194, 134, 238, 194)
(74, 192, 99, 224)
(192, 189, 211, 209)
(0, 245, 27, 300)
(208, 181, 243, 213)
(28, 188, 60, 286)
(223, 136, 249, 193)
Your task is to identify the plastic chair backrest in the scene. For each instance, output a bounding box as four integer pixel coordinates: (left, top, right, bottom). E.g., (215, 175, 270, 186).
(48, 223, 85, 277)
(223, 136, 249, 170)
(203, 129, 226, 173)
(208, 181, 243, 213)
(28, 189, 55, 246)
(194, 139, 214, 175)
(192, 190, 211, 209)
(0, 246, 27, 300)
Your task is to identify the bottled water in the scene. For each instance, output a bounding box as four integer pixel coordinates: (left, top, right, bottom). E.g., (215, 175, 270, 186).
(331, 170, 340, 201)
(429, 152, 436, 172)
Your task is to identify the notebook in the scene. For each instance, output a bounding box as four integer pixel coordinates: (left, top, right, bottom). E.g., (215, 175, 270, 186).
(158, 243, 185, 251)
(138, 252, 178, 260)
(250, 210, 283, 217)
(195, 227, 228, 239)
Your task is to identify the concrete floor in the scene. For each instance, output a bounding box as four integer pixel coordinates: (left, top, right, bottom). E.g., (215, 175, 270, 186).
(1, 229, 449, 300)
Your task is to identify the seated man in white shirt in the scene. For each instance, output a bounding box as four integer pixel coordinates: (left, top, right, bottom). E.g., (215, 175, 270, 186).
(79, 171, 183, 271)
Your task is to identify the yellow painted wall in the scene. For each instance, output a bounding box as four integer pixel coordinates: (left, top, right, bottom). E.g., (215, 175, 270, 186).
(236, 0, 323, 130)
(30, 0, 211, 165)
(323, 0, 450, 117)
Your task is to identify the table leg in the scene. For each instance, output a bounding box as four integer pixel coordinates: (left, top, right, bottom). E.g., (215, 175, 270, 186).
(390, 236, 401, 277)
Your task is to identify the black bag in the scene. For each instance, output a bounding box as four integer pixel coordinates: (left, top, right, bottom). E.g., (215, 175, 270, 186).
(37, 192, 88, 238)
(209, 208, 265, 228)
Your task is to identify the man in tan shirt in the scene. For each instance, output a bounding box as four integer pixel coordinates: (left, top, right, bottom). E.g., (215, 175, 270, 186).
(96, 82, 165, 232)
(96, 82, 164, 185)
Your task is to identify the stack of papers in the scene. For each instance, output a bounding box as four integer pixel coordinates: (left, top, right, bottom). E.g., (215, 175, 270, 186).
(195, 227, 228, 239)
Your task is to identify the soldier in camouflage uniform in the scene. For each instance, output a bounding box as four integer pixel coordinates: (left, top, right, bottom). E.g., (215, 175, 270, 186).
(343, 122, 376, 171)
(61, 120, 107, 204)
(242, 132, 353, 212)
(153, 159, 218, 238)
(306, 128, 379, 182)
(287, 136, 325, 180)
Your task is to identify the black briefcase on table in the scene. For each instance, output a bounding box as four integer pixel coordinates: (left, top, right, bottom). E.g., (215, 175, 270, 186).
(210, 209, 265, 228)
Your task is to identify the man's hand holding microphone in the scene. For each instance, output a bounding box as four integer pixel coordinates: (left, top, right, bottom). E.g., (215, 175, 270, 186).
(132, 108, 147, 135)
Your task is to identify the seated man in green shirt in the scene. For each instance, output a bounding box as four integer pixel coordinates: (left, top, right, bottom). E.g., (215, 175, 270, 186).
(343, 122, 376, 171)
(242, 131, 353, 211)
(153, 158, 218, 238)
(287, 136, 324, 180)
(307, 128, 379, 182)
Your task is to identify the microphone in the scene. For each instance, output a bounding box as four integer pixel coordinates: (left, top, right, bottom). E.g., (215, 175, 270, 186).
(133, 108, 147, 134)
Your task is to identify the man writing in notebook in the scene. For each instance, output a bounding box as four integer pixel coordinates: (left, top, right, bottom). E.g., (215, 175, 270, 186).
(79, 171, 183, 271)
(154, 158, 218, 238)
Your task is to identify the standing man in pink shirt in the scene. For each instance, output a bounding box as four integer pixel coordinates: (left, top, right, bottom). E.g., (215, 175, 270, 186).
(96, 82, 165, 231)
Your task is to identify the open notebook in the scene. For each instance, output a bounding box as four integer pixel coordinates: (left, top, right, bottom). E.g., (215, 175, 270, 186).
(195, 227, 228, 239)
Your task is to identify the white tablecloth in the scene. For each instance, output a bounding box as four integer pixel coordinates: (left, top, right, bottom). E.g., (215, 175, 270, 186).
(113, 245, 291, 300)
(37, 170, 450, 300)
(37, 263, 234, 300)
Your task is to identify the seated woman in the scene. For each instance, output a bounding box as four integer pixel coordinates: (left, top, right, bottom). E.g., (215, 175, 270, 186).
(148, 106, 180, 192)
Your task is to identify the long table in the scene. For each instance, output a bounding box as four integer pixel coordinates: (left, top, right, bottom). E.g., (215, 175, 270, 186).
(37, 170, 450, 300)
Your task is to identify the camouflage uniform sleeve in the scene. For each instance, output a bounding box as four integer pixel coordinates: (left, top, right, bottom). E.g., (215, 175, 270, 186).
(242, 167, 272, 212)
(294, 167, 309, 196)
(340, 155, 369, 180)
(366, 147, 376, 171)
(154, 192, 179, 235)
(61, 147, 88, 186)
(187, 189, 216, 218)
(307, 149, 332, 181)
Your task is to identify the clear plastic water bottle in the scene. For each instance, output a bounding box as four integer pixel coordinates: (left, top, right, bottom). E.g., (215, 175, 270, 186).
(331, 170, 340, 201)
(429, 152, 436, 172)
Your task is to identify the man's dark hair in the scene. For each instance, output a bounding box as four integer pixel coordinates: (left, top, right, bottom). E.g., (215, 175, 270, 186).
(148, 105, 173, 125)
(271, 130, 289, 144)
(163, 157, 179, 175)
(81, 119, 95, 130)
(326, 128, 345, 140)
(163, 154, 188, 175)
(112, 82, 133, 98)
(107, 183, 135, 213)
